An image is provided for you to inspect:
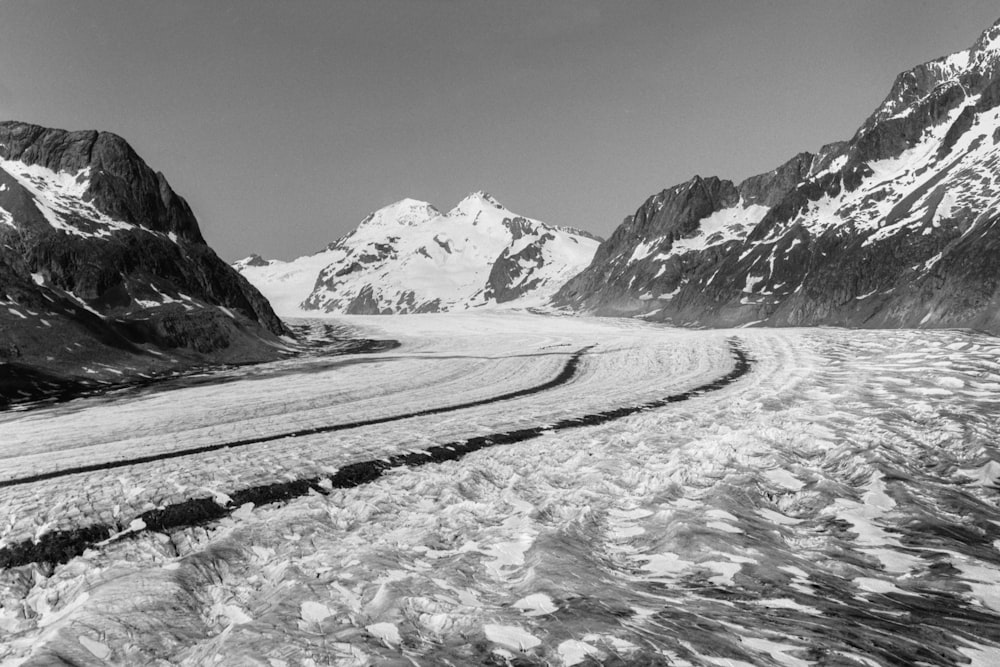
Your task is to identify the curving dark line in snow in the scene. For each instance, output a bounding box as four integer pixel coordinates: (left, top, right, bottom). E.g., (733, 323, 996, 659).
(0, 345, 594, 490)
(0, 340, 750, 568)
(0, 335, 400, 412)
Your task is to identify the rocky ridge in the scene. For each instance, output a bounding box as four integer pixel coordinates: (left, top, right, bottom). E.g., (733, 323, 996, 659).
(0, 121, 290, 404)
(554, 18, 1000, 333)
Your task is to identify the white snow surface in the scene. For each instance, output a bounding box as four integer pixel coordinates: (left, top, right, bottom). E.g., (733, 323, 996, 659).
(232, 249, 343, 317)
(2, 314, 1000, 664)
(0, 160, 136, 238)
(662, 201, 770, 259)
(0, 158, 193, 249)
(240, 193, 601, 316)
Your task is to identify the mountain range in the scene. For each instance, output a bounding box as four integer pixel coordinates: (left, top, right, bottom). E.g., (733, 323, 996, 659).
(236, 17, 1000, 335)
(552, 17, 1000, 333)
(235, 192, 600, 316)
(5, 16, 1000, 406)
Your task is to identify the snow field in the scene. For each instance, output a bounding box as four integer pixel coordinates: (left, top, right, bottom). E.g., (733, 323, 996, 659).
(233, 249, 344, 317)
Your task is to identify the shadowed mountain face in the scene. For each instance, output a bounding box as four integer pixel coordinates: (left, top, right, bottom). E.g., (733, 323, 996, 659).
(0, 121, 290, 404)
(554, 18, 1000, 334)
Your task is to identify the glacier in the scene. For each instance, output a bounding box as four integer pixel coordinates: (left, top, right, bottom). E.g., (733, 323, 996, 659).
(1, 313, 999, 665)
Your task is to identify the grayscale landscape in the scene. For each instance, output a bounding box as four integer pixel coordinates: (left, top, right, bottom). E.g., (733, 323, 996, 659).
(2, 3, 1000, 666)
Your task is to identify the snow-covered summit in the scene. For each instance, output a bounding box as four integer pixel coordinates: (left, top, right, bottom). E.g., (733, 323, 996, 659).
(235, 192, 600, 316)
(300, 191, 601, 314)
(447, 190, 506, 215)
(356, 198, 440, 230)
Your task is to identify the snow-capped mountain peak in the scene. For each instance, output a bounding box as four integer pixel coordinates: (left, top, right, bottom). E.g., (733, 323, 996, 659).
(357, 198, 439, 229)
(464, 190, 504, 207)
(301, 192, 600, 314)
(446, 190, 509, 218)
(236, 192, 601, 316)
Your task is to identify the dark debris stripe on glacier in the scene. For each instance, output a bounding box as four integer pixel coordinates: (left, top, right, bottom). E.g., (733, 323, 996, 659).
(0, 340, 750, 568)
(0, 346, 594, 490)
(0, 322, 397, 410)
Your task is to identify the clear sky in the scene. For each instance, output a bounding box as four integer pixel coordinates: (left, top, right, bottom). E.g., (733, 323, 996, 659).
(0, 1, 997, 260)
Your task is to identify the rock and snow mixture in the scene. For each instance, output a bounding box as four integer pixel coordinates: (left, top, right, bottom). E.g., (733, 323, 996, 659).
(0, 121, 288, 407)
(234, 192, 600, 317)
(554, 18, 1000, 334)
(2, 313, 1000, 665)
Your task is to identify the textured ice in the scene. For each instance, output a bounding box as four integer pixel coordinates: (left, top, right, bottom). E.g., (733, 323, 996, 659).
(557, 639, 600, 665)
(484, 623, 541, 651)
(364, 621, 400, 646)
(2, 314, 1000, 665)
(513, 593, 557, 616)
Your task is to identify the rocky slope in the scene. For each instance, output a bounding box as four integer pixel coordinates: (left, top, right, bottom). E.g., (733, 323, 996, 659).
(238, 193, 600, 315)
(0, 121, 289, 405)
(554, 18, 1000, 333)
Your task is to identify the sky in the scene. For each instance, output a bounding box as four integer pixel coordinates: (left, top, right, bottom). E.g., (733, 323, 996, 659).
(0, 1, 998, 261)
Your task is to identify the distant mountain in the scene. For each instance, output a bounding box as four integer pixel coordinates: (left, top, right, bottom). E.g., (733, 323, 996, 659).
(0, 121, 289, 404)
(554, 18, 1000, 334)
(236, 192, 600, 315)
(231, 249, 345, 317)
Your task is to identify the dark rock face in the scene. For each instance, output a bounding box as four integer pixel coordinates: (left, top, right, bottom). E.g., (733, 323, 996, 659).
(343, 285, 385, 315)
(553, 18, 1000, 334)
(0, 122, 204, 242)
(555, 176, 743, 315)
(239, 253, 270, 268)
(485, 231, 554, 303)
(0, 121, 289, 404)
(738, 152, 821, 207)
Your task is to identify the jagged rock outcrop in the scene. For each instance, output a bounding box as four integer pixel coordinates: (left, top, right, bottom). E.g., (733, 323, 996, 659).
(0, 121, 290, 404)
(553, 17, 1000, 333)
